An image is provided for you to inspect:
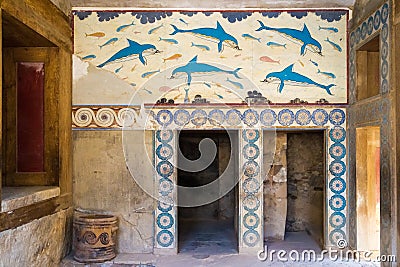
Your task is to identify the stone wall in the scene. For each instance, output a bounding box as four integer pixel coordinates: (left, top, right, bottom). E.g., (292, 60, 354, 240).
(263, 131, 324, 242)
(0, 208, 72, 266)
(286, 132, 324, 244)
(73, 130, 155, 253)
(263, 132, 287, 240)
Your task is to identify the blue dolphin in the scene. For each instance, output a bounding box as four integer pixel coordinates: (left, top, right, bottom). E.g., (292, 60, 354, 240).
(256, 21, 322, 56)
(262, 64, 335, 95)
(170, 21, 240, 52)
(170, 55, 242, 86)
(97, 39, 160, 67)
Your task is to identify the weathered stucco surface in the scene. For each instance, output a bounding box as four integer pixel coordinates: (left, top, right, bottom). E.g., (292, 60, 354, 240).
(263, 132, 287, 240)
(0, 208, 72, 266)
(351, 0, 386, 27)
(72, 130, 155, 253)
(286, 132, 324, 244)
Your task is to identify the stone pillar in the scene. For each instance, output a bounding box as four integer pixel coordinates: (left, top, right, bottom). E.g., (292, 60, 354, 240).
(154, 130, 177, 254)
(263, 132, 287, 240)
(239, 129, 263, 253)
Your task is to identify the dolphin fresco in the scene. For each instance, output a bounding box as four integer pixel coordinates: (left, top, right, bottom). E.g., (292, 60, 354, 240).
(170, 55, 242, 86)
(256, 20, 322, 56)
(262, 64, 335, 95)
(170, 21, 240, 52)
(97, 39, 159, 67)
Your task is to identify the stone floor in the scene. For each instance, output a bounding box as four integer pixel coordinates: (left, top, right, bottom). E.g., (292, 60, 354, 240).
(62, 231, 380, 266)
(178, 218, 237, 254)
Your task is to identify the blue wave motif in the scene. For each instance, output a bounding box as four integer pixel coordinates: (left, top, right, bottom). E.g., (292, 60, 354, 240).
(74, 11, 92, 21)
(97, 12, 122, 22)
(180, 12, 198, 17)
(315, 11, 347, 22)
(131, 12, 172, 24)
(288, 11, 308, 19)
(203, 12, 213, 17)
(260, 12, 281, 18)
(222, 12, 252, 23)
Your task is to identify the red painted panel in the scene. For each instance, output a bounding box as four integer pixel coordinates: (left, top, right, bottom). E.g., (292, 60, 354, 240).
(17, 62, 45, 172)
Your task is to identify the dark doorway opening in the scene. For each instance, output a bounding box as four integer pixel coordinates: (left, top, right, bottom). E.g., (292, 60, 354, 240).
(285, 131, 325, 249)
(178, 130, 238, 254)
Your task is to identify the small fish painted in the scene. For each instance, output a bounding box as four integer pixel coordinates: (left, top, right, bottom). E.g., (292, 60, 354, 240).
(266, 41, 287, 49)
(117, 21, 135, 32)
(82, 54, 96, 60)
(159, 37, 178, 44)
(310, 59, 319, 67)
(142, 88, 153, 94)
(226, 77, 244, 89)
(179, 18, 189, 26)
(319, 26, 339, 33)
(85, 32, 105, 38)
(214, 82, 223, 88)
(214, 92, 224, 99)
(204, 82, 212, 88)
(191, 42, 210, 51)
(318, 69, 336, 79)
(115, 65, 123, 73)
(148, 24, 164, 35)
(242, 33, 261, 42)
(173, 93, 182, 100)
(141, 69, 160, 78)
(99, 37, 118, 49)
(163, 54, 182, 62)
(325, 37, 342, 52)
(259, 56, 280, 64)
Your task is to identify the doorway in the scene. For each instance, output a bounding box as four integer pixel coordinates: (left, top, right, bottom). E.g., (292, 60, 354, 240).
(286, 131, 325, 248)
(356, 126, 380, 256)
(177, 130, 238, 254)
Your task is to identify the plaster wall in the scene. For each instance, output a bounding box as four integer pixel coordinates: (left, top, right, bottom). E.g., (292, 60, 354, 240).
(72, 130, 155, 253)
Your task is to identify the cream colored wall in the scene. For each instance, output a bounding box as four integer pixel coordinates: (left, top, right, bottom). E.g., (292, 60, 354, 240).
(73, 130, 155, 253)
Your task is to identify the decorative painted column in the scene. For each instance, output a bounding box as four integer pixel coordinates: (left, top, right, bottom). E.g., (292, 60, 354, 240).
(154, 129, 177, 254)
(239, 129, 264, 253)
